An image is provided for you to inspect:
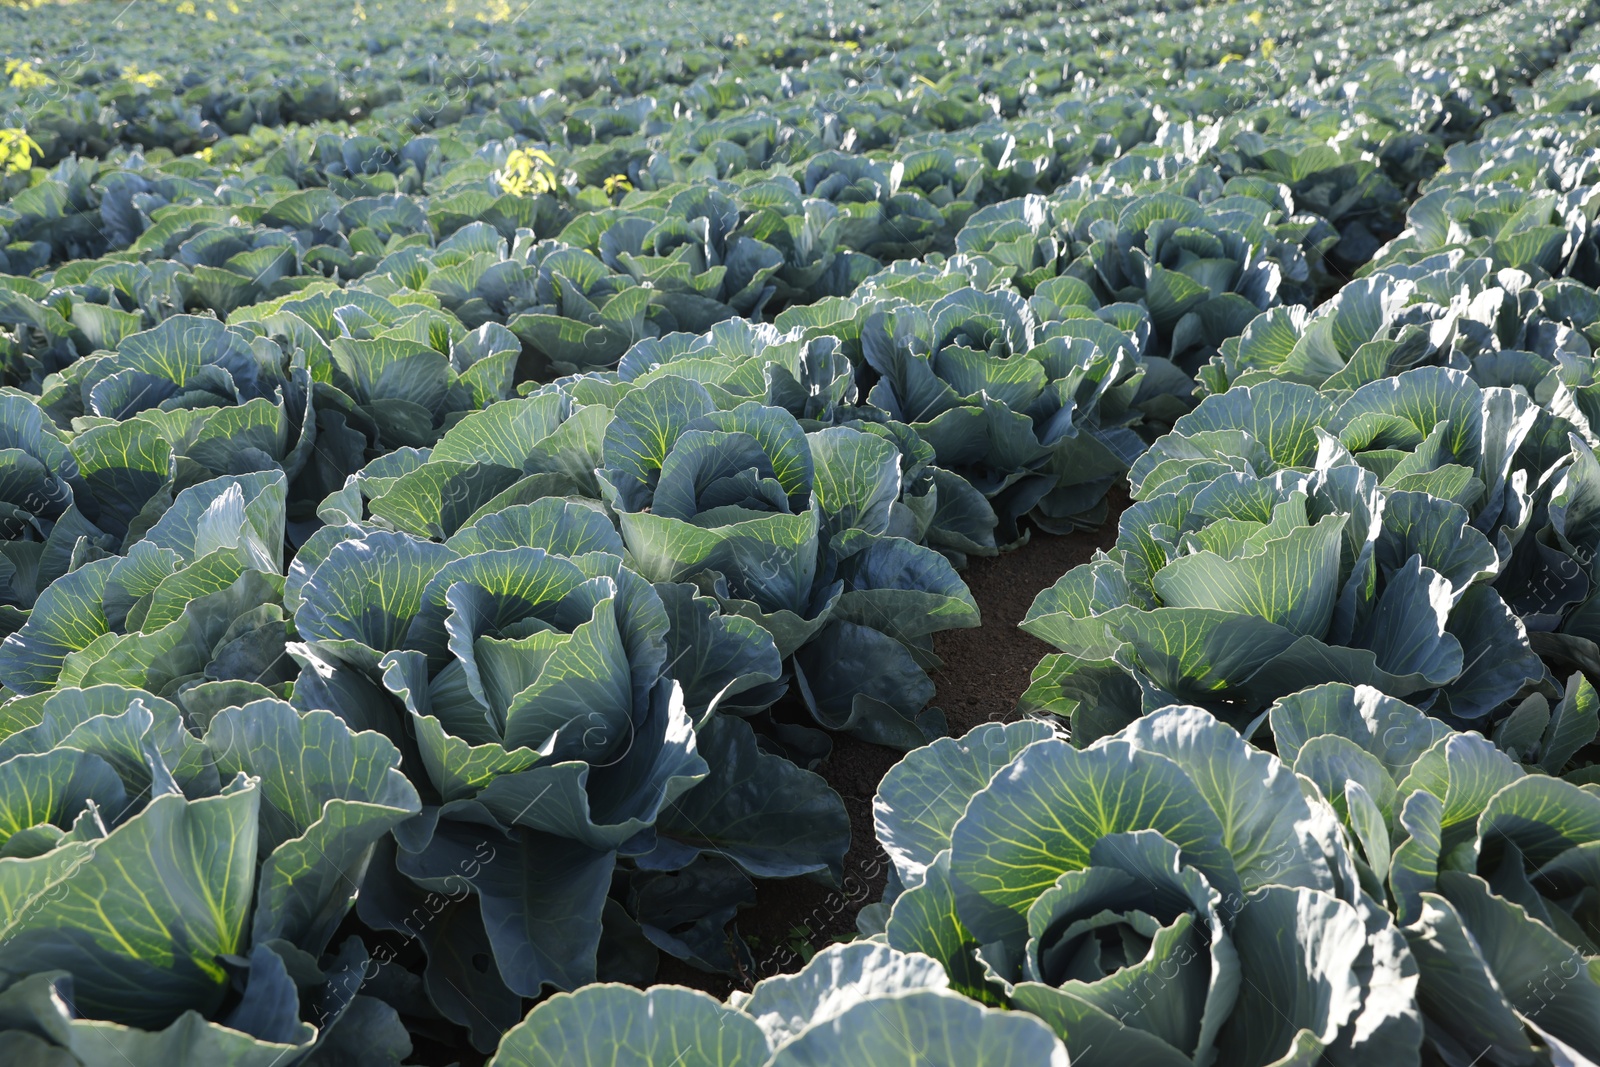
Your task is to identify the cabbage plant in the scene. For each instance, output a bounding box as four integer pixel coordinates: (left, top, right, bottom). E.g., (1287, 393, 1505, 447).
(868, 708, 1423, 1066)
(286, 498, 849, 1045)
(857, 282, 1178, 537)
(1271, 681, 1600, 1065)
(597, 373, 979, 749)
(0, 471, 295, 700)
(0, 687, 420, 1065)
(1020, 372, 1550, 741)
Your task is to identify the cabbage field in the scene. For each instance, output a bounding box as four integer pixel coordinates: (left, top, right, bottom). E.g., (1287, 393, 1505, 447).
(2, 0, 1600, 1061)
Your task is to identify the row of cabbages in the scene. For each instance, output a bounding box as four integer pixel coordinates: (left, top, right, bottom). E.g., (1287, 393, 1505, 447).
(1, 0, 1599, 1063)
(0, 0, 1571, 577)
(0, 0, 1483, 185)
(999, 27, 1600, 1065)
(508, 677, 1600, 1066)
(0, 0, 1373, 268)
(0, 0, 1301, 163)
(0, 456, 975, 1061)
(1019, 12, 1600, 741)
(0, 0, 1564, 319)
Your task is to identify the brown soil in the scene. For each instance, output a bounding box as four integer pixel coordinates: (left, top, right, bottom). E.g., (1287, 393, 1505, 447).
(935, 484, 1128, 739)
(659, 487, 1129, 998)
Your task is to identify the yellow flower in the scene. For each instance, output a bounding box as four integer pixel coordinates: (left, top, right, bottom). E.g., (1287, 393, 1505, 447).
(176, 1, 195, 14)
(1246, 9, 1263, 26)
(0, 129, 41, 176)
(6, 60, 53, 91)
(121, 65, 165, 88)
(497, 148, 560, 197)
